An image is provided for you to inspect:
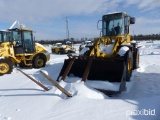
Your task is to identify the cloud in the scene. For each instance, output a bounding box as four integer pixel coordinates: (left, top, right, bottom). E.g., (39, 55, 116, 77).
(137, 17, 160, 24)
(130, 17, 160, 35)
(125, 0, 160, 10)
(0, 0, 108, 23)
(1, 0, 159, 23)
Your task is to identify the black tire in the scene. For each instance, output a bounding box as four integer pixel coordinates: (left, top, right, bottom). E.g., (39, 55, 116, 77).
(32, 55, 46, 68)
(119, 63, 127, 92)
(83, 50, 91, 56)
(51, 49, 55, 53)
(67, 50, 70, 54)
(124, 50, 133, 81)
(0, 59, 13, 75)
(67, 50, 75, 54)
(133, 48, 139, 70)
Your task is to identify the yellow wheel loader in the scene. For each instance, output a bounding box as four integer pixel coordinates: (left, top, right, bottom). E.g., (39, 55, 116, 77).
(0, 27, 50, 76)
(58, 12, 140, 95)
(79, 40, 93, 52)
(51, 42, 76, 54)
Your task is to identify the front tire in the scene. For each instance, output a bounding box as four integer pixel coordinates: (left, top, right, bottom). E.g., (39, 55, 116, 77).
(133, 48, 139, 69)
(125, 50, 133, 81)
(0, 59, 13, 75)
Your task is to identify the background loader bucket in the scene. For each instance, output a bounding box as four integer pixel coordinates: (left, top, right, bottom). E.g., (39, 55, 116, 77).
(58, 58, 125, 82)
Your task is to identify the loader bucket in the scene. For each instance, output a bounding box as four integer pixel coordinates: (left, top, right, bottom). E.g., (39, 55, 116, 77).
(58, 58, 125, 82)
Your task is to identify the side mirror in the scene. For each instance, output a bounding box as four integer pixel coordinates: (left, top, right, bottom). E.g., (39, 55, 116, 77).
(130, 17, 136, 24)
(97, 20, 102, 30)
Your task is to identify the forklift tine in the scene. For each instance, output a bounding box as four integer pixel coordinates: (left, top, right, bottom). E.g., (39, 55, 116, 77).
(81, 57, 93, 82)
(16, 68, 49, 91)
(61, 57, 76, 81)
(40, 71, 72, 97)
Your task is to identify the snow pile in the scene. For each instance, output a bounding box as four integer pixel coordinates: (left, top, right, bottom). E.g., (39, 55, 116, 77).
(118, 46, 129, 56)
(100, 44, 114, 54)
(79, 47, 89, 55)
(140, 42, 160, 55)
(150, 51, 159, 55)
(53, 76, 108, 99)
(55, 81, 107, 99)
(86, 80, 120, 91)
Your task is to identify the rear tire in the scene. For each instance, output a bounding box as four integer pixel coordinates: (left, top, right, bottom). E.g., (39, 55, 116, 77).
(32, 55, 46, 68)
(119, 63, 127, 92)
(84, 50, 91, 56)
(133, 48, 139, 69)
(51, 49, 55, 53)
(0, 59, 13, 75)
(125, 50, 133, 81)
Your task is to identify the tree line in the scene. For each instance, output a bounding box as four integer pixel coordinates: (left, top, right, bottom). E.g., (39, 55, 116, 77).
(36, 33, 160, 44)
(131, 34, 160, 41)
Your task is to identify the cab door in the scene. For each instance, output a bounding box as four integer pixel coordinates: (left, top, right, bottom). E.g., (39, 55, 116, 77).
(23, 31, 35, 53)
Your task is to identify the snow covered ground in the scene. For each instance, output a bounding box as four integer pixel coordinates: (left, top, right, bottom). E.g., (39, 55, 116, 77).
(0, 41, 160, 120)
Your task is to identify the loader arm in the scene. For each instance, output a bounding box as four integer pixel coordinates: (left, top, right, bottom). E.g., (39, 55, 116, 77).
(89, 36, 129, 58)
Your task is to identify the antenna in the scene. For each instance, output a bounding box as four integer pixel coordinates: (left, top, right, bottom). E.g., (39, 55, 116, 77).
(9, 20, 25, 29)
(9, 20, 19, 29)
(66, 17, 69, 41)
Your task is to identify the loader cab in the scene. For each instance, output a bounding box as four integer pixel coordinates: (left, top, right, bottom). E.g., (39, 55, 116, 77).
(102, 12, 135, 36)
(9, 28, 35, 54)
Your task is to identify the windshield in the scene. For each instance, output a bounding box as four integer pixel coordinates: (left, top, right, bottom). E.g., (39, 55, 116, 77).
(12, 31, 22, 47)
(102, 13, 124, 36)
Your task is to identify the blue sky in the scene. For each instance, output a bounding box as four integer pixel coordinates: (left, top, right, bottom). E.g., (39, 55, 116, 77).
(0, 0, 160, 40)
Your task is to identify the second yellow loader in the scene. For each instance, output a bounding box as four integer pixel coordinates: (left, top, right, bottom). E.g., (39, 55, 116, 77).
(0, 23, 50, 76)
